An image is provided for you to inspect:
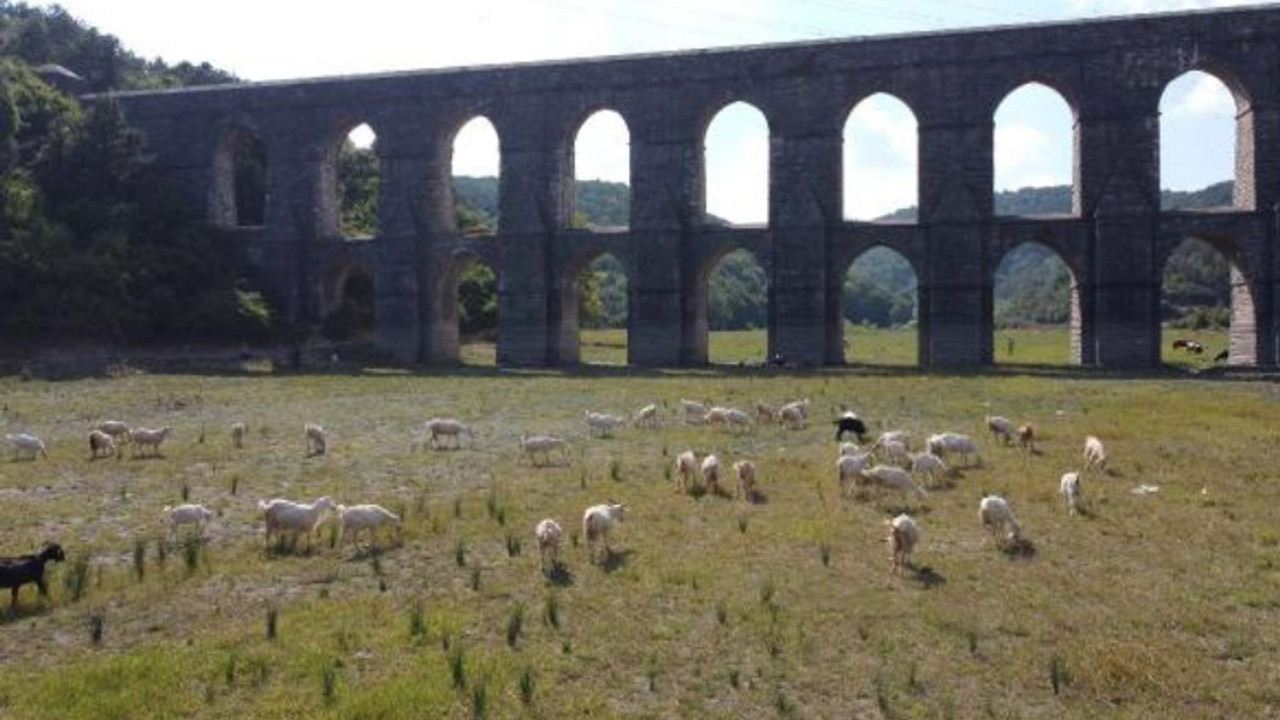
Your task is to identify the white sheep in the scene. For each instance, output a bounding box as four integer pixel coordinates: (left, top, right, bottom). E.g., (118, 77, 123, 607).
(534, 518, 564, 573)
(304, 423, 327, 456)
(96, 420, 132, 445)
(130, 427, 171, 458)
(926, 432, 981, 467)
(519, 434, 571, 467)
(163, 503, 214, 541)
(875, 438, 910, 466)
(582, 502, 625, 563)
(838, 441, 862, 457)
(986, 415, 1016, 445)
(422, 417, 473, 450)
(733, 459, 757, 500)
(754, 401, 778, 423)
(1060, 471, 1082, 515)
(909, 452, 949, 488)
(778, 403, 807, 430)
(674, 450, 698, 493)
(701, 454, 722, 496)
(584, 411, 626, 438)
(681, 399, 710, 424)
(979, 495, 1022, 546)
(704, 406, 752, 433)
(1084, 435, 1107, 474)
(886, 514, 920, 575)
(633, 404, 659, 428)
(874, 430, 911, 452)
(779, 398, 810, 422)
(1017, 424, 1036, 453)
(336, 503, 402, 548)
(837, 452, 873, 496)
(5, 433, 47, 461)
(258, 496, 335, 550)
(861, 465, 927, 499)
(88, 429, 117, 460)
(230, 422, 246, 449)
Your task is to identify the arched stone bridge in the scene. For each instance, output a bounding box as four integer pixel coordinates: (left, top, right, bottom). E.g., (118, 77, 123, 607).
(104, 5, 1280, 368)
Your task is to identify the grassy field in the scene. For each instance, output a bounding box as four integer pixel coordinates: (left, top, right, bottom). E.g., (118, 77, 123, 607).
(1, 337, 1276, 719)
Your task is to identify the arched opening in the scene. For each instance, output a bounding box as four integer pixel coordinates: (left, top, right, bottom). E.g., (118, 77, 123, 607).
(212, 127, 266, 227)
(992, 242, 1078, 366)
(560, 252, 629, 365)
(1160, 237, 1252, 366)
(701, 248, 768, 364)
(452, 116, 501, 235)
(336, 122, 378, 239)
(843, 94, 918, 222)
(704, 101, 769, 226)
(993, 82, 1075, 216)
(1159, 70, 1238, 209)
(571, 110, 630, 230)
(448, 255, 499, 366)
(842, 247, 918, 365)
(320, 263, 375, 343)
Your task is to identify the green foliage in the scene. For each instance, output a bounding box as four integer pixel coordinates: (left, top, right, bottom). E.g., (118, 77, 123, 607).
(338, 141, 378, 237)
(709, 250, 767, 330)
(458, 262, 498, 339)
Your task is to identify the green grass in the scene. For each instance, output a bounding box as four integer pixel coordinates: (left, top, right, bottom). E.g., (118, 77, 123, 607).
(0, 344, 1276, 719)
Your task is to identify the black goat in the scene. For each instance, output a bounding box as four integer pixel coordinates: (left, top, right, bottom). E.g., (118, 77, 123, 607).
(1, 541, 66, 612)
(833, 412, 868, 443)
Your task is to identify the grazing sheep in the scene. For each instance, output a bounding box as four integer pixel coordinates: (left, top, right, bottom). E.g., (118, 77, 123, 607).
(1060, 472, 1082, 515)
(733, 460, 757, 500)
(130, 426, 171, 458)
(701, 454, 723, 496)
(680, 399, 710, 425)
(1017, 424, 1035, 453)
(875, 438, 910, 467)
(304, 423, 327, 456)
(88, 429, 117, 460)
(336, 504, 402, 548)
(163, 503, 214, 541)
(986, 415, 1016, 445)
(633, 404, 659, 428)
(754, 401, 779, 423)
(582, 502, 625, 563)
(705, 407, 752, 433)
(1, 542, 66, 613)
(422, 417, 473, 450)
(96, 420, 131, 444)
(584, 411, 626, 438)
(861, 465, 927, 499)
(779, 398, 810, 422)
(230, 422, 246, 449)
(838, 441, 862, 457)
(979, 495, 1022, 546)
(873, 430, 911, 452)
(909, 452, 949, 488)
(258, 496, 335, 550)
(5, 433, 47, 461)
(837, 452, 873, 496)
(534, 518, 564, 573)
(926, 432, 981, 467)
(886, 514, 920, 575)
(519, 434, 571, 467)
(778, 404, 808, 430)
(674, 450, 698, 493)
(833, 411, 868, 442)
(1084, 435, 1107, 474)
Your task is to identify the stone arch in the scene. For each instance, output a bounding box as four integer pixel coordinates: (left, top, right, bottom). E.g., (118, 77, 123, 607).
(556, 247, 631, 364)
(434, 247, 500, 364)
(319, 120, 381, 239)
(694, 244, 770, 364)
(992, 81, 1078, 217)
(843, 93, 919, 222)
(1158, 233, 1255, 365)
(1158, 67, 1249, 209)
(451, 115, 502, 235)
(703, 100, 771, 226)
(211, 125, 267, 228)
(841, 244, 920, 365)
(568, 109, 631, 230)
(990, 239, 1082, 365)
(318, 258, 375, 342)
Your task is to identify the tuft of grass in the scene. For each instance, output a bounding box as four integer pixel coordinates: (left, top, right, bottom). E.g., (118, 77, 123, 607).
(229, 474, 239, 496)
(409, 602, 426, 641)
(64, 553, 91, 603)
(1050, 653, 1070, 695)
(504, 532, 522, 557)
(265, 605, 278, 641)
(610, 459, 623, 482)
(468, 567, 481, 591)
(447, 644, 467, 689)
(132, 538, 146, 582)
(469, 676, 488, 720)
(737, 515, 749, 534)
(819, 543, 831, 567)
(182, 535, 201, 574)
(180, 482, 190, 502)
(453, 495, 463, 519)
(506, 602, 525, 648)
(321, 658, 341, 704)
(87, 612, 104, 645)
(543, 590, 561, 630)
(715, 601, 728, 626)
(454, 539, 467, 567)
(518, 665, 535, 705)
(646, 655, 660, 692)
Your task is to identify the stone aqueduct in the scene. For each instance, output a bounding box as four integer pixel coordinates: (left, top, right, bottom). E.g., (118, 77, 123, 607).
(106, 5, 1280, 368)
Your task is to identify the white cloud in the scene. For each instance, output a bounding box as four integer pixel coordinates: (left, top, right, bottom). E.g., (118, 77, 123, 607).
(846, 168, 917, 221)
(1167, 73, 1236, 117)
(574, 111, 631, 184)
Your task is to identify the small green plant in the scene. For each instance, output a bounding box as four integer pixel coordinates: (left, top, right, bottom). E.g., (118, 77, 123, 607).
(469, 567, 481, 591)
(322, 658, 340, 703)
(87, 612, 104, 645)
(223, 652, 238, 686)
(759, 578, 776, 607)
(470, 676, 488, 720)
(729, 668, 740, 689)
(181, 482, 190, 502)
(819, 543, 831, 567)
(485, 488, 500, 521)
(409, 602, 426, 641)
(775, 688, 797, 718)
(737, 515, 749, 534)
(266, 605, 279, 641)
(182, 535, 201, 574)
(646, 655, 660, 692)
(1049, 653, 1069, 695)
(609, 459, 622, 482)
(454, 539, 467, 567)
(370, 552, 383, 576)
(156, 538, 167, 566)
(447, 644, 467, 689)
(229, 474, 239, 495)
(967, 629, 979, 656)
(132, 538, 146, 581)
(518, 665, 535, 705)
(543, 590, 561, 629)
(453, 495, 463, 519)
(64, 553, 91, 603)
(505, 532, 522, 557)
(506, 602, 525, 648)
(579, 472, 587, 490)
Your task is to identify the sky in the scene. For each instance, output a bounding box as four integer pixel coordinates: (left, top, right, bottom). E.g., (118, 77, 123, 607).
(40, 0, 1259, 222)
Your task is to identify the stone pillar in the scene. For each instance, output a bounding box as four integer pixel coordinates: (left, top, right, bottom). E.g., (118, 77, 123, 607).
(259, 132, 327, 328)
(769, 119, 842, 366)
(628, 105, 702, 366)
(917, 113, 994, 367)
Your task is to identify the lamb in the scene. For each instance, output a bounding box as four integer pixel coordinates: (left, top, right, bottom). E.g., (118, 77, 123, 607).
(584, 411, 626, 438)
(130, 426, 171, 457)
(833, 411, 868, 442)
(534, 518, 564, 573)
(633, 404, 659, 428)
(979, 495, 1022, 546)
(885, 514, 920, 575)
(1059, 472, 1082, 515)
(1, 541, 66, 613)
(230, 422, 246, 449)
(304, 423, 327, 456)
(1084, 435, 1107, 474)
(88, 429, 118, 460)
(258, 496, 335, 550)
(861, 465, 927, 499)
(986, 415, 1016, 445)
(582, 502, 625, 563)
(701, 454, 723, 496)
(837, 452, 873, 496)
(5, 433, 47, 461)
(674, 450, 698, 493)
(754, 401, 778, 423)
(680, 399, 710, 425)
(778, 404, 808, 430)
(336, 503, 402, 548)
(1017, 424, 1035, 453)
(96, 420, 132, 444)
(163, 503, 214, 541)
(926, 432, 981, 467)
(519, 434, 571, 467)
(422, 417, 473, 450)
(733, 459, 757, 500)
(909, 452, 949, 488)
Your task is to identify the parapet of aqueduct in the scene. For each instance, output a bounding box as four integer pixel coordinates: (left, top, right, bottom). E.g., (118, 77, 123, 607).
(105, 5, 1280, 368)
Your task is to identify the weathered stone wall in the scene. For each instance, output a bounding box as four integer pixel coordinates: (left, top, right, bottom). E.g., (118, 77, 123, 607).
(101, 5, 1280, 368)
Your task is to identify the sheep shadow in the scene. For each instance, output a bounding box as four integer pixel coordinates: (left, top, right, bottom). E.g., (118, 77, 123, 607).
(1, 600, 55, 624)
(597, 548, 634, 573)
(908, 564, 947, 589)
(1000, 537, 1038, 560)
(544, 562, 575, 587)
(742, 489, 769, 505)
